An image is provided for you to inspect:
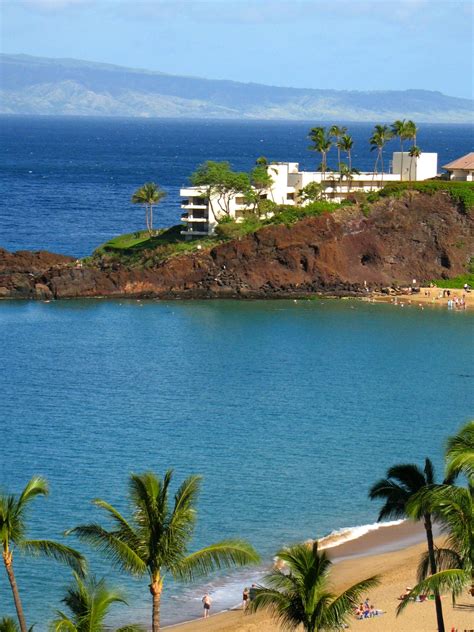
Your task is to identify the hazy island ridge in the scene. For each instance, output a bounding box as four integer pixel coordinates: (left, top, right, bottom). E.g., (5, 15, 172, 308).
(1, 53, 472, 122)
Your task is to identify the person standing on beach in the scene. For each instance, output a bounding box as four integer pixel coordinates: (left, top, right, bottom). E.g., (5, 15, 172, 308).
(242, 587, 250, 609)
(202, 593, 212, 618)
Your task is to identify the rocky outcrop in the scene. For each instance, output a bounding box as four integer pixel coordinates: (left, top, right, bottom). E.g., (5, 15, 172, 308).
(0, 249, 74, 299)
(1, 192, 472, 300)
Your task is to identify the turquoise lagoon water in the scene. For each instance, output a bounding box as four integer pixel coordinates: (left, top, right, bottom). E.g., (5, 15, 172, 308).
(0, 298, 473, 627)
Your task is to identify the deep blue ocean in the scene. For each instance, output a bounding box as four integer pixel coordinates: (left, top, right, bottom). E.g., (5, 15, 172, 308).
(0, 118, 473, 629)
(1, 117, 473, 257)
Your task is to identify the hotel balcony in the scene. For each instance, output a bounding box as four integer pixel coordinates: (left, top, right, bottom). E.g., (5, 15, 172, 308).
(181, 214, 208, 223)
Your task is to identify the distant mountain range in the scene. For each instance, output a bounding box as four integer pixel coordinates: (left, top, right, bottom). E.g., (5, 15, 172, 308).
(1, 54, 472, 122)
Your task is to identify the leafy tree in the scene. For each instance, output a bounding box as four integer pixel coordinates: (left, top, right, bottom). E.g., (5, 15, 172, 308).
(445, 420, 474, 483)
(338, 163, 360, 193)
(0, 477, 85, 632)
(250, 165, 274, 211)
(299, 181, 323, 204)
(131, 183, 166, 236)
(248, 541, 379, 631)
(391, 120, 412, 181)
(329, 125, 348, 170)
(308, 127, 332, 184)
(369, 125, 392, 187)
(408, 146, 421, 182)
(67, 471, 259, 632)
(369, 459, 446, 632)
(338, 134, 354, 171)
(399, 483, 474, 611)
(190, 161, 251, 221)
(50, 572, 144, 632)
(255, 156, 269, 167)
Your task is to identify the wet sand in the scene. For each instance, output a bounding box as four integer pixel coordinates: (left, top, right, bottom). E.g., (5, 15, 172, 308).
(167, 521, 473, 631)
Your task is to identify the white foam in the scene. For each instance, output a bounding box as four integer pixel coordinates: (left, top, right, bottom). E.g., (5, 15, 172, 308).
(318, 519, 405, 550)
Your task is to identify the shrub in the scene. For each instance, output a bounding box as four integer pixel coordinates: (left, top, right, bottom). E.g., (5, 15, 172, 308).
(372, 181, 474, 211)
(433, 273, 474, 289)
(266, 201, 340, 226)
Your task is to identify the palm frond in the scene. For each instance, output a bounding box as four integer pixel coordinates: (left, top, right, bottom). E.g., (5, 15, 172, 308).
(173, 539, 259, 581)
(92, 500, 140, 549)
(326, 575, 380, 625)
(417, 547, 462, 582)
(397, 569, 470, 615)
(247, 587, 301, 630)
(20, 539, 86, 575)
(0, 617, 20, 632)
(445, 420, 474, 482)
(116, 626, 147, 632)
(386, 463, 426, 490)
(48, 613, 77, 632)
(66, 525, 146, 576)
(19, 476, 49, 506)
(368, 478, 409, 521)
(424, 458, 435, 485)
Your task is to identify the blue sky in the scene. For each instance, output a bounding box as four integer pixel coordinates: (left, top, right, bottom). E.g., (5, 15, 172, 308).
(1, 0, 473, 98)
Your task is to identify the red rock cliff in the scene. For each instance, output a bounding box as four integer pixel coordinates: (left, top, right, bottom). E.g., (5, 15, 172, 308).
(1, 192, 472, 300)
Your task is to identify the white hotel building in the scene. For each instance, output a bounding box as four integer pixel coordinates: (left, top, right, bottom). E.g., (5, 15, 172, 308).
(180, 151, 438, 238)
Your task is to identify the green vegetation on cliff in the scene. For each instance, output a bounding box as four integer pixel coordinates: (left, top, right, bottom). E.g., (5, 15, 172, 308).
(93, 201, 342, 267)
(368, 180, 474, 211)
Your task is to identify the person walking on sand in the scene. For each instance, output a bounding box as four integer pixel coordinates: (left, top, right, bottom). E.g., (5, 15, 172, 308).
(202, 593, 212, 618)
(242, 587, 250, 610)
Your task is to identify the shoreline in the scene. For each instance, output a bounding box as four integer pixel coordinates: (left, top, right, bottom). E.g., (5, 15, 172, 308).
(166, 520, 472, 631)
(163, 520, 428, 630)
(367, 286, 474, 311)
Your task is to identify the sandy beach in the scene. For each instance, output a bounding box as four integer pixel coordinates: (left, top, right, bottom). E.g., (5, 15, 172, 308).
(370, 286, 474, 311)
(167, 521, 473, 632)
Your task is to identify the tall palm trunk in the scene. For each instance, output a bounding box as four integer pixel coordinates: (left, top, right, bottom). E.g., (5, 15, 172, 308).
(424, 513, 445, 632)
(149, 203, 154, 235)
(150, 575, 163, 632)
(400, 139, 404, 181)
(3, 551, 27, 632)
(371, 155, 379, 191)
(348, 150, 352, 172)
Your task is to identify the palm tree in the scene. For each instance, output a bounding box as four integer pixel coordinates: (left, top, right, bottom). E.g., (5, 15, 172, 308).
(0, 619, 20, 632)
(408, 146, 421, 183)
(131, 183, 166, 236)
(406, 120, 418, 146)
(369, 125, 392, 188)
(329, 125, 348, 171)
(398, 483, 474, 611)
(50, 572, 144, 632)
(391, 119, 412, 181)
(0, 477, 85, 632)
(339, 163, 359, 194)
(309, 127, 332, 185)
(338, 134, 354, 172)
(445, 420, 474, 483)
(67, 471, 259, 632)
(248, 541, 379, 631)
(369, 459, 446, 632)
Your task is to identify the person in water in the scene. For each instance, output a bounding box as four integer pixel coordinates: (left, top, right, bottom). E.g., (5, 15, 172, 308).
(202, 593, 212, 618)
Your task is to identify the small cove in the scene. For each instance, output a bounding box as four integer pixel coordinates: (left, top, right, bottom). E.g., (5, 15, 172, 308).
(0, 298, 472, 627)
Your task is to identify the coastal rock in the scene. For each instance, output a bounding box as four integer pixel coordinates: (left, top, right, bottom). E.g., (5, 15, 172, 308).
(0, 192, 472, 300)
(0, 248, 74, 299)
